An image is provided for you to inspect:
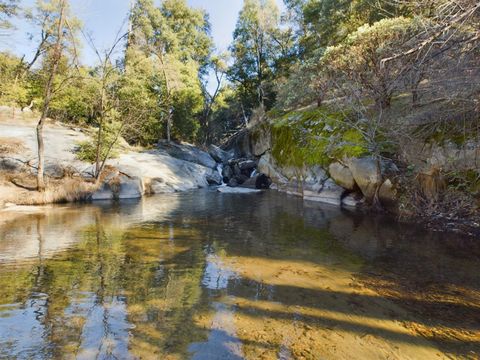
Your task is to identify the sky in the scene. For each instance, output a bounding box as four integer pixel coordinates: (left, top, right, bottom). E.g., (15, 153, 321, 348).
(2, 0, 286, 66)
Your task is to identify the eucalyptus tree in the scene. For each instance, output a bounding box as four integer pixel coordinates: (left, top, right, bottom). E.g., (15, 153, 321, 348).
(124, 0, 212, 143)
(228, 0, 286, 113)
(33, 0, 80, 191)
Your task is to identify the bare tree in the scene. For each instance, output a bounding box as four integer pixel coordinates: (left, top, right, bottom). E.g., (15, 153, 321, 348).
(200, 53, 228, 145)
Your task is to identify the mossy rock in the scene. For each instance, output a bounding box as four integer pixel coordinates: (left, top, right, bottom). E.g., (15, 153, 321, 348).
(270, 108, 368, 169)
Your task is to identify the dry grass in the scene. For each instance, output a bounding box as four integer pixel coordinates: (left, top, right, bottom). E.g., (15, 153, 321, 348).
(1, 172, 98, 206)
(398, 171, 480, 235)
(0, 137, 27, 155)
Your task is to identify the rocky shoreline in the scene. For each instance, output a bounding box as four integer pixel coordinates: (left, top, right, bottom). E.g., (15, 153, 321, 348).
(0, 120, 478, 237)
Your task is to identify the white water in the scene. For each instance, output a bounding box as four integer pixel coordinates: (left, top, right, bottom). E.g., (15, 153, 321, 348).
(216, 163, 227, 186)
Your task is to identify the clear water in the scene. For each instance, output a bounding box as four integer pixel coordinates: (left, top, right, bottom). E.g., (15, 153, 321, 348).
(0, 190, 478, 359)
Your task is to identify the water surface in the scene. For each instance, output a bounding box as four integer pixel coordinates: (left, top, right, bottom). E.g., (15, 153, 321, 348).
(0, 190, 478, 359)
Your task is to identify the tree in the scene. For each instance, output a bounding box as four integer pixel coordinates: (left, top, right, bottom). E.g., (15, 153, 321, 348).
(199, 53, 228, 145)
(125, 0, 212, 143)
(322, 17, 422, 110)
(228, 0, 285, 112)
(34, 0, 79, 191)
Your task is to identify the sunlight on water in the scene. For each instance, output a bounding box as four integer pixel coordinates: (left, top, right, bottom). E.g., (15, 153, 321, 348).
(0, 190, 478, 359)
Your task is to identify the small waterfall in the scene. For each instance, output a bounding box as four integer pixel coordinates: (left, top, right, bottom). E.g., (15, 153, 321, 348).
(250, 169, 257, 178)
(216, 163, 226, 186)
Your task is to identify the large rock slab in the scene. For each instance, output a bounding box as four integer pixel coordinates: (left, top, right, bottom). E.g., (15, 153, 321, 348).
(208, 144, 233, 164)
(257, 153, 289, 185)
(0, 122, 90, 174)
(158, 141, 217, 169)
(250, 124, 271, 156)
(108, 150, 219, 194)
(346, 157, 382, 201)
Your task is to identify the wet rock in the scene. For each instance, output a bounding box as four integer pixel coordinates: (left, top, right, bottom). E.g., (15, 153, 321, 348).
(227, 178, 239, 187)
(206, 170, 223, 185)
(235, 174, 250, 185)
(238, 160, 257, 171)
(342, 193, 365, 208)
(329, 162, 356, 190)
(304, 179, 345, 206)
(222, 165, 234, 182)
(218, 187, 261, 194)
(240, 174, 272, 189)
(208, 144, 233, 164)
(379, 179, 397, 210)
(157, 140, 217, 169)
(233, 164, 242, 176)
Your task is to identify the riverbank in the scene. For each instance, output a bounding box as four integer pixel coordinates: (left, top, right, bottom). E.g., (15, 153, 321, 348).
(1, 112, 478, 238)
(221, 119, 480, 238)
(0, 114, 225, 207)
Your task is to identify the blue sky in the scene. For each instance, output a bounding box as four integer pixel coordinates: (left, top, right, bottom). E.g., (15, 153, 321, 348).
(3, 0, 285, 66)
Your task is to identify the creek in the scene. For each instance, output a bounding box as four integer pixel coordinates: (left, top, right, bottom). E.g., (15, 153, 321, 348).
(0, 190, 478, 359)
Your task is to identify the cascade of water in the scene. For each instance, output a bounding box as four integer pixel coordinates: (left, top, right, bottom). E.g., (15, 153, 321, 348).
(216, 163, 227, 186)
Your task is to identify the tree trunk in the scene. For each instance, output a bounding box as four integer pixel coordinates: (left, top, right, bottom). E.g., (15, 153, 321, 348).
(36, 1, 66, 191)
(166, 112, 172, 143)
(372, 156, 383, 211)
(36, 113, 47, 191)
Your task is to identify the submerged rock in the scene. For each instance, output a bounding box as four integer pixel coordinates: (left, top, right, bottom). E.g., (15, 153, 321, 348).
(342, 193, 365, 208)
(217, 187, 262, 194)
(304, 178, 345, 206)
(240, 173, 272, 190)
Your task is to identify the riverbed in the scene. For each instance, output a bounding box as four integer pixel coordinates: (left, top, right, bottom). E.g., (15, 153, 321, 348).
(0, 190, 478, 359)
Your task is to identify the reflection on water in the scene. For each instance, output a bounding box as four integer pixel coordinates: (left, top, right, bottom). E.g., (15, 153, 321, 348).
(0, 190, 478, 359)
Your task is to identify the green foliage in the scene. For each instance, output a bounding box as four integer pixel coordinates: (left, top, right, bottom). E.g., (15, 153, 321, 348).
(228, 0, 290, 111)
(76, 116, 121, 163)
(49, 68, 99, 124)
(123, 0, 213, 144)
(0, 52, 29, 106)
(271, 108, 368, 168)
(322, 17, 420, 109)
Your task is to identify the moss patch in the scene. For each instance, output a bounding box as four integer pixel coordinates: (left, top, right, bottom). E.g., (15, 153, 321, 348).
(270, 108, 368, 168)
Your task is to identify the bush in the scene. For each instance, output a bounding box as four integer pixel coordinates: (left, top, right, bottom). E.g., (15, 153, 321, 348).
(76, 121, 121, 163)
